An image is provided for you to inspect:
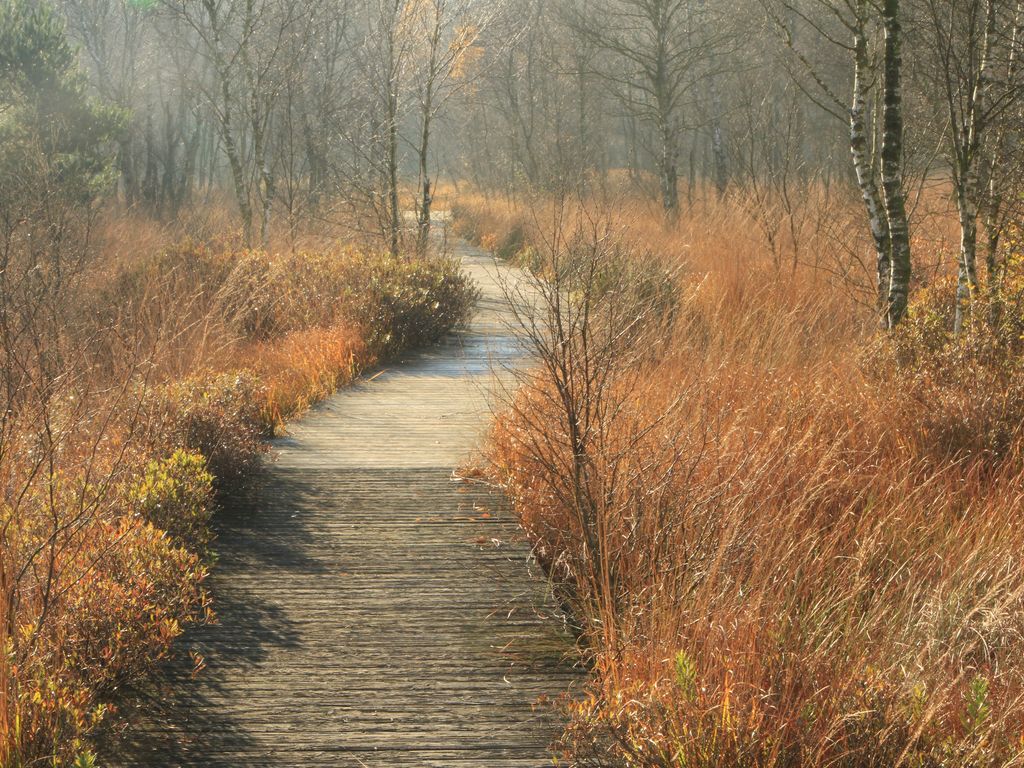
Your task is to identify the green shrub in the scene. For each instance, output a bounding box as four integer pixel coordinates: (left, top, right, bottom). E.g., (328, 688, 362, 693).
(130, 450, 215, 551)
(351, 254, 479, 358)
(156, 371, 269, 498)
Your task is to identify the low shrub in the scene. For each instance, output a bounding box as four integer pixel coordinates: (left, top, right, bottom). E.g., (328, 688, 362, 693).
(866, 270, 1024, 464)
(217, 249, 356, 340)
(155, 371, 269, 499)
(1, 467, 209, 768)
(130, 450, 216, 552)
(349, 253, 479, 358)
(96, 242, 236, 318)
(453, 195, 531, 260)
(85, 243, 477, 374)
(493, 221, 528, 261)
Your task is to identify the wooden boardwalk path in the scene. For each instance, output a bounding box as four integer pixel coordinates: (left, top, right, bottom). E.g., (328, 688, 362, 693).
(109, 243, 577, 767)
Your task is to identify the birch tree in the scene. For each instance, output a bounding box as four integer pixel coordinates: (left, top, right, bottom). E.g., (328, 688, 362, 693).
(768, 0, 913, 326)
(921, 0, 1023, 331)
(980, 4, 1024, 308)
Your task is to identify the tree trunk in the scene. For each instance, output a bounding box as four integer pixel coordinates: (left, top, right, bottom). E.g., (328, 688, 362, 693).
(699, 0, 727, 196)
(118, 135, 137, 207)
(954, 180, 981, 333)
(142, 111, 158, 210)
(688, 140, 696, 206)
(953, 0, 996, 333)
(416, 74, 435, 253)
(303, 114, 323, 209)
(221, 94, 254, 247)
(161, 101, 178, 214)
(710, 92, 728, 196)
(258, 160, 275, 250)
(253, 110, 275, 249)
(387, 87, 401, 258)
(658, 115, 680, 217)
(880, 0, 911, 328)
(180, 122, 201, 209)
(850, 8, 891, 316)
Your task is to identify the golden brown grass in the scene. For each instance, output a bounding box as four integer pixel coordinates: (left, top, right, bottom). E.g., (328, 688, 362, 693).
(249, 324, 369, 428)
(458, 189, 1024, 767)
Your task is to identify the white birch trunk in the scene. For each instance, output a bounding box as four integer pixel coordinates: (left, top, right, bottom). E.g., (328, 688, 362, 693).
(954, 0, 996, 333)
(850, 9, 891, 316)
(880, 0, 912, 327)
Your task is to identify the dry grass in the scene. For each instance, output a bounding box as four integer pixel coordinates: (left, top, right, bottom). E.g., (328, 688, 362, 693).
(250, 325, 369, 428)
(459, 189, 1024, 767)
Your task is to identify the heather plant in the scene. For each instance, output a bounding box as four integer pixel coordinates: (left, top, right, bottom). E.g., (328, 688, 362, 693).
(0, 417, 209, 768)
(867, 266, 1024, 463)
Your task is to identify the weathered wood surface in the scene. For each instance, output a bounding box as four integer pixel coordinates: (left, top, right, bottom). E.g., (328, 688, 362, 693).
(108, 243, 578, 767)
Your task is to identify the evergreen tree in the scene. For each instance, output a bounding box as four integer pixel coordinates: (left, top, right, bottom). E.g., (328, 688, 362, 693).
(0, 0, 123, 204)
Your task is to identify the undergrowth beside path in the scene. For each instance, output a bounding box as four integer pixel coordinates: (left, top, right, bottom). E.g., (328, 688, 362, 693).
(457, 191, 1024, 768)
(0, 219, 476, 766)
